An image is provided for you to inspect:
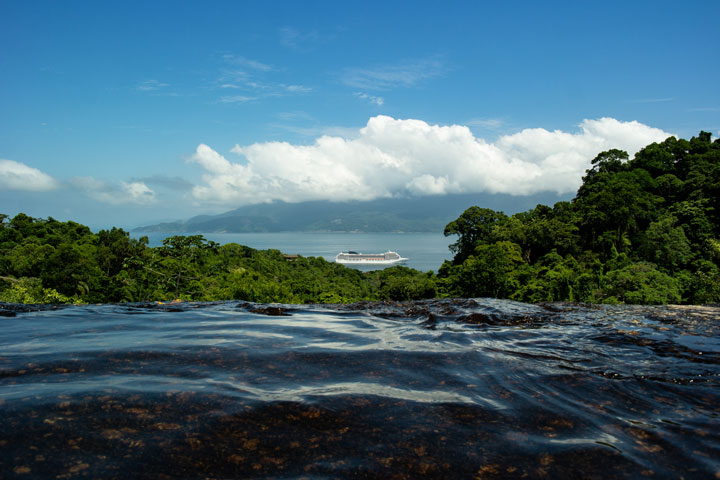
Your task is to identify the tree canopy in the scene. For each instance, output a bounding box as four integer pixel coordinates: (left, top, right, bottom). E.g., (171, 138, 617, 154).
(2, 131, 719, 306)
(439, 131, 720, 304)
(0, 217, 436, 305)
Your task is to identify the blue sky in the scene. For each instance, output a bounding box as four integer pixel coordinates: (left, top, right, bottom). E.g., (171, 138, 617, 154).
(1, 0, 718, 229)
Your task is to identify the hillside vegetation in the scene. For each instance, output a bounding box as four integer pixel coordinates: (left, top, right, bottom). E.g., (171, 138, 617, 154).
(438, 131, 720, 304)
(0, 221, 435, 305)
(1, 132, 718, 305)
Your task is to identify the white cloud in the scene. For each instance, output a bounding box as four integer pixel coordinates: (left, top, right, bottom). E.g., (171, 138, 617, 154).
(222, 55, 273, 71)
(282, 84, 312, 93)
(188, 116, 673, 206)
(122, 181, 156, 204)
(406, 174, 453, 195)
(341, 59, 445, 90)
(0, 159, 59, 191)
(137, 79, 169, 91)
(466, 117, 505, 130)
(355, 92, 384, 106)
(219, 95, 256, 103)
(71, 177, 156, 205)
(216, 56, 311, 100)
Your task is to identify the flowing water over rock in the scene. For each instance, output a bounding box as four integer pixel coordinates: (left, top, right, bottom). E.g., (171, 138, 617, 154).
(1, 299, 718, 478)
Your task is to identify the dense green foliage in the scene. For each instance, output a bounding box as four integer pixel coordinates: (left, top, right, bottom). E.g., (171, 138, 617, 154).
(2, 132, 718, 305)
(438, 132, 720, 304)
(0, 215, 436, 304)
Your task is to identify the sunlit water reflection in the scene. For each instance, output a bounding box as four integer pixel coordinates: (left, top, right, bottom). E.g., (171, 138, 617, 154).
(1, 299, 718, 478)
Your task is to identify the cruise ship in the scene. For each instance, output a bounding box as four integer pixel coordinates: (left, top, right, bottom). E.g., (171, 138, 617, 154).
(335, 251, 408, 265)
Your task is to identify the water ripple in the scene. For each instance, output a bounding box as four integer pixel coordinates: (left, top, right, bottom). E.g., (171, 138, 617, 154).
(0, 299, 718, 478)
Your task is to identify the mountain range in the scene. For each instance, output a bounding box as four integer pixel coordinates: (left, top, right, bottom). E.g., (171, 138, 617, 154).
(133, 192, 568, 233)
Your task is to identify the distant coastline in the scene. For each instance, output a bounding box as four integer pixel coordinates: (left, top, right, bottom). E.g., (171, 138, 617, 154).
(132, 193, 567, 234)
(132, 231, 452, 273)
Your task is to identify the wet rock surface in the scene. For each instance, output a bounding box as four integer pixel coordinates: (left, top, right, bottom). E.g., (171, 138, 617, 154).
(0, 299, 718, 478)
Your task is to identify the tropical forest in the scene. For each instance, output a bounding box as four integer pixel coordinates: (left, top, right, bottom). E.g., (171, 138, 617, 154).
(1, 132, 719, 305)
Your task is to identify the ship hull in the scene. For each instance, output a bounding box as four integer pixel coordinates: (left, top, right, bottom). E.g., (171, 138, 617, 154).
(334, 251, 408, 265)
(335, 258, 407, 265)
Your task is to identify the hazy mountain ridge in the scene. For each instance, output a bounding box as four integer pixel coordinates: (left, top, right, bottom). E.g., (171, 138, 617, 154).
(133, 193, 567, 233)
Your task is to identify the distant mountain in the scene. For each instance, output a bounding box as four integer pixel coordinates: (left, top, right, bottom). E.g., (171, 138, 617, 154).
(133, 193, 568, 233)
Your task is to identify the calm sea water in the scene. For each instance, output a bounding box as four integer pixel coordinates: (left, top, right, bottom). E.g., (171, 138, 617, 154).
(1, 299, 718, 478)
(135, 232, 454, 272)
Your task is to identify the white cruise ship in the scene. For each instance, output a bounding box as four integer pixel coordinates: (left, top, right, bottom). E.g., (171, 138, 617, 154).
(335, 251, 408, 265)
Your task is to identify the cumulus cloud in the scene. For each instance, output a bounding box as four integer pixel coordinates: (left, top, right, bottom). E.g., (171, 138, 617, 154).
(0, 159, 59, 191)
(71, 177, 156, 205)
(188, 116, 672, 206)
